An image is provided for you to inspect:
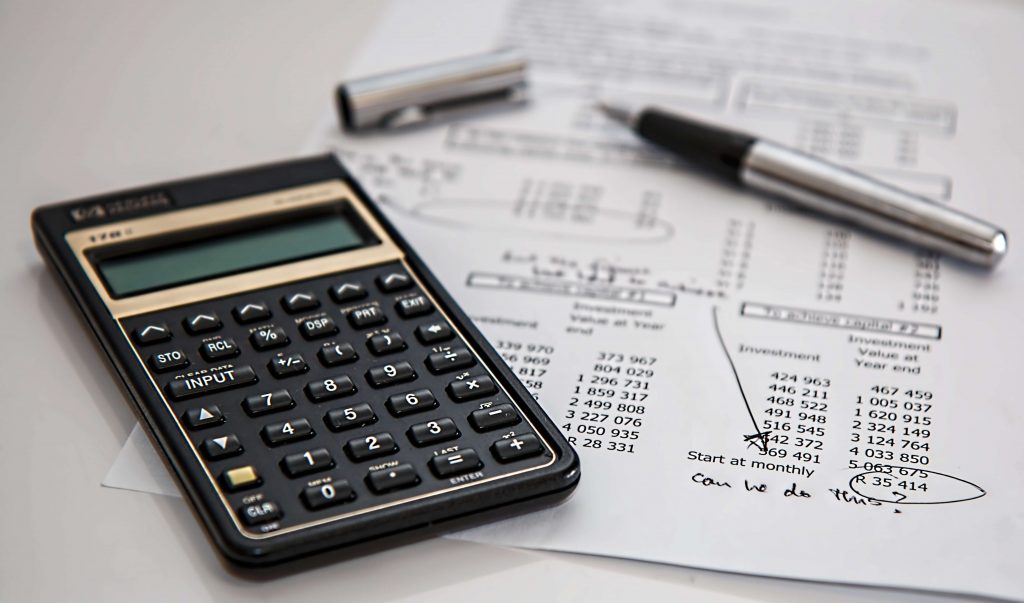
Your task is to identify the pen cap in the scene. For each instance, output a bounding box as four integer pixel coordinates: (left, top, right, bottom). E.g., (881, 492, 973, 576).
(336, 48, 528, 131)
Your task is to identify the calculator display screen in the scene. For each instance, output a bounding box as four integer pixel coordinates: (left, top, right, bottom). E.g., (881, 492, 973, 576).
(96, 211, 372, 297)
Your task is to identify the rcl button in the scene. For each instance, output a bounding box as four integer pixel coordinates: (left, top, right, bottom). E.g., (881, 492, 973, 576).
(238, 501, 281, 526)
(200, 337, 239, 361)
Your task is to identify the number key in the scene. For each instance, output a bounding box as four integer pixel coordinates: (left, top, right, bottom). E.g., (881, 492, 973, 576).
(261, 418, 314, 446)
(242, 389, 294, 416)
(324, 403, 376, 432)
(344, 432, 398, 461)
(301, 480, 355, 510)
(386, 388, 438, 416)
(306, 375, 356, 402)
(281, 448, 334, 477)
(407, 418, 460, 447)
(366, 361, 416, 388)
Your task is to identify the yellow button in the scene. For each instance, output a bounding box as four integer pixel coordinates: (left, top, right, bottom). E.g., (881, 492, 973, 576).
(223, 466, 260, 491)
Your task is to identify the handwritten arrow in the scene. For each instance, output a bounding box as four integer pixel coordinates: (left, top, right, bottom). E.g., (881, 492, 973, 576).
(712, 306, 768, 454)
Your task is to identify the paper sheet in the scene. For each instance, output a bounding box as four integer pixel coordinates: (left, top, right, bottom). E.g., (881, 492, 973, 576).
(106, 0, 1024, 599)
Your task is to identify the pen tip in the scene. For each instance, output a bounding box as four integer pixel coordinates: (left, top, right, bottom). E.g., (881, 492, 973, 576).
(594, 99, 637, 127)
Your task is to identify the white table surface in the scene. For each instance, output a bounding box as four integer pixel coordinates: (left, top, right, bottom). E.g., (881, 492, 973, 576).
(0, 2, 970, 601)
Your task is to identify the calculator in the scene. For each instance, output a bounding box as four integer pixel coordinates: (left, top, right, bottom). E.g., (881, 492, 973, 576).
(32, 155, 579, 566)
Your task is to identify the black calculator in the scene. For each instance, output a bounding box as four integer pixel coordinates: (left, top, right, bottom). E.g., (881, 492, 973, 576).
(32, 156, 579, 566)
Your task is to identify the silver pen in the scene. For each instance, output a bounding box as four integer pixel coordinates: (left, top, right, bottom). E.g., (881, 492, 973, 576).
(597, 101, 1007, 267)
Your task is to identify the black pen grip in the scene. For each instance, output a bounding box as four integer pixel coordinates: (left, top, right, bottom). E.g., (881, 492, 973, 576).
(636, 108, 755, 182)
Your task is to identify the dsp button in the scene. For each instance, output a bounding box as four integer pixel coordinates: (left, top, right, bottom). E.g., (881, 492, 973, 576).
(376, 272, 413, 293)
(426, 347, 476, 374)
(366, 464, 419, 494)
(148, 349, 189, 373)
(165, 366, 257, 401)
(299, 316, 338, 340)
(132, 323, 171, 345)
(446, 374, 497, 402)
(302, 481, 355, 510)
(469, 404, 521, 432)
(429, 448, 482, 478)
(395, 295, 433, 318)
(238, 501, 281, 527)
(200, 337, 239, 361)
(184, 312, 221, 335)
(233, 301, 271, 324)
(491, 434, 544, 463)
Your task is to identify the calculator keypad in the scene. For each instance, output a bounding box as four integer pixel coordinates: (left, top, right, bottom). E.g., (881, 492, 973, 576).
(121, 261, 554, 535)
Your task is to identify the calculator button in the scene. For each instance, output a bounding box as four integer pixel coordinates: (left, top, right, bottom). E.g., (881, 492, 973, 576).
(415, 322, 454, 344)
(344, 432, 398, 461)
(330, 282, 367, 303)
(281, 448, 335, 478)
(200, 337, 240, 361)
(395, 295, 433, 318)
(305, 375, 357, 402)
(366, 361, 416, 388)
(250, 326, 290, 351)
(318, 342, 358, 366)
(184, 313, 222, 335)
(386, 388, 438, 417)
(407, 418, 460, 447)
(367, 332, 406, 355)
(201, 434, 243, 460)
(261, 418, 315, 446)
(233, 301, 271, 324)
(469, 404, 522, 432)
(148, 349, 189, 373)
(282, 292, 320, 313)
(242, 389, 294, 416)
(430, 448, 483, 478)
(166, 366, 257, 401)
(347, 306, 387, 329)
(132, 323, 171, 345)
(268, 353, 309, 378)
(366, 463, 419, 493)
(239, 500, 281, 526)
(302, 481, 355, 510)
(324, 403, 377, 432)
(491, 434, 543, 463)
(426, 347, 476, 374)
(182, 405, 224, 430)
(376, 272, 413, 293)
(446, 375, 497, 402)
(299, 316, 339, 340)
(222, 466, 261, 491)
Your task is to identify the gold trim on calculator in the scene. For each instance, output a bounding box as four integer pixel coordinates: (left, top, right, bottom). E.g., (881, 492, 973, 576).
(64, 179, 557, 539)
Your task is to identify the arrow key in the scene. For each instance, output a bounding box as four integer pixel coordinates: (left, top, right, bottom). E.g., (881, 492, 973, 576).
(415, 322, 453, 344)
(184, 312, 222, 335)
(233, 301, 271, 324)
(282, 292, 320, 313)
(376, 272, 413, 293)
(201, 434, 242, 460)
(182, 405, 224, 430)
(132, 323, 172, 345)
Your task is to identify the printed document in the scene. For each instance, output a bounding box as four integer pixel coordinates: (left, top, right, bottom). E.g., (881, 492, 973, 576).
(109, 0, 1024, 599)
